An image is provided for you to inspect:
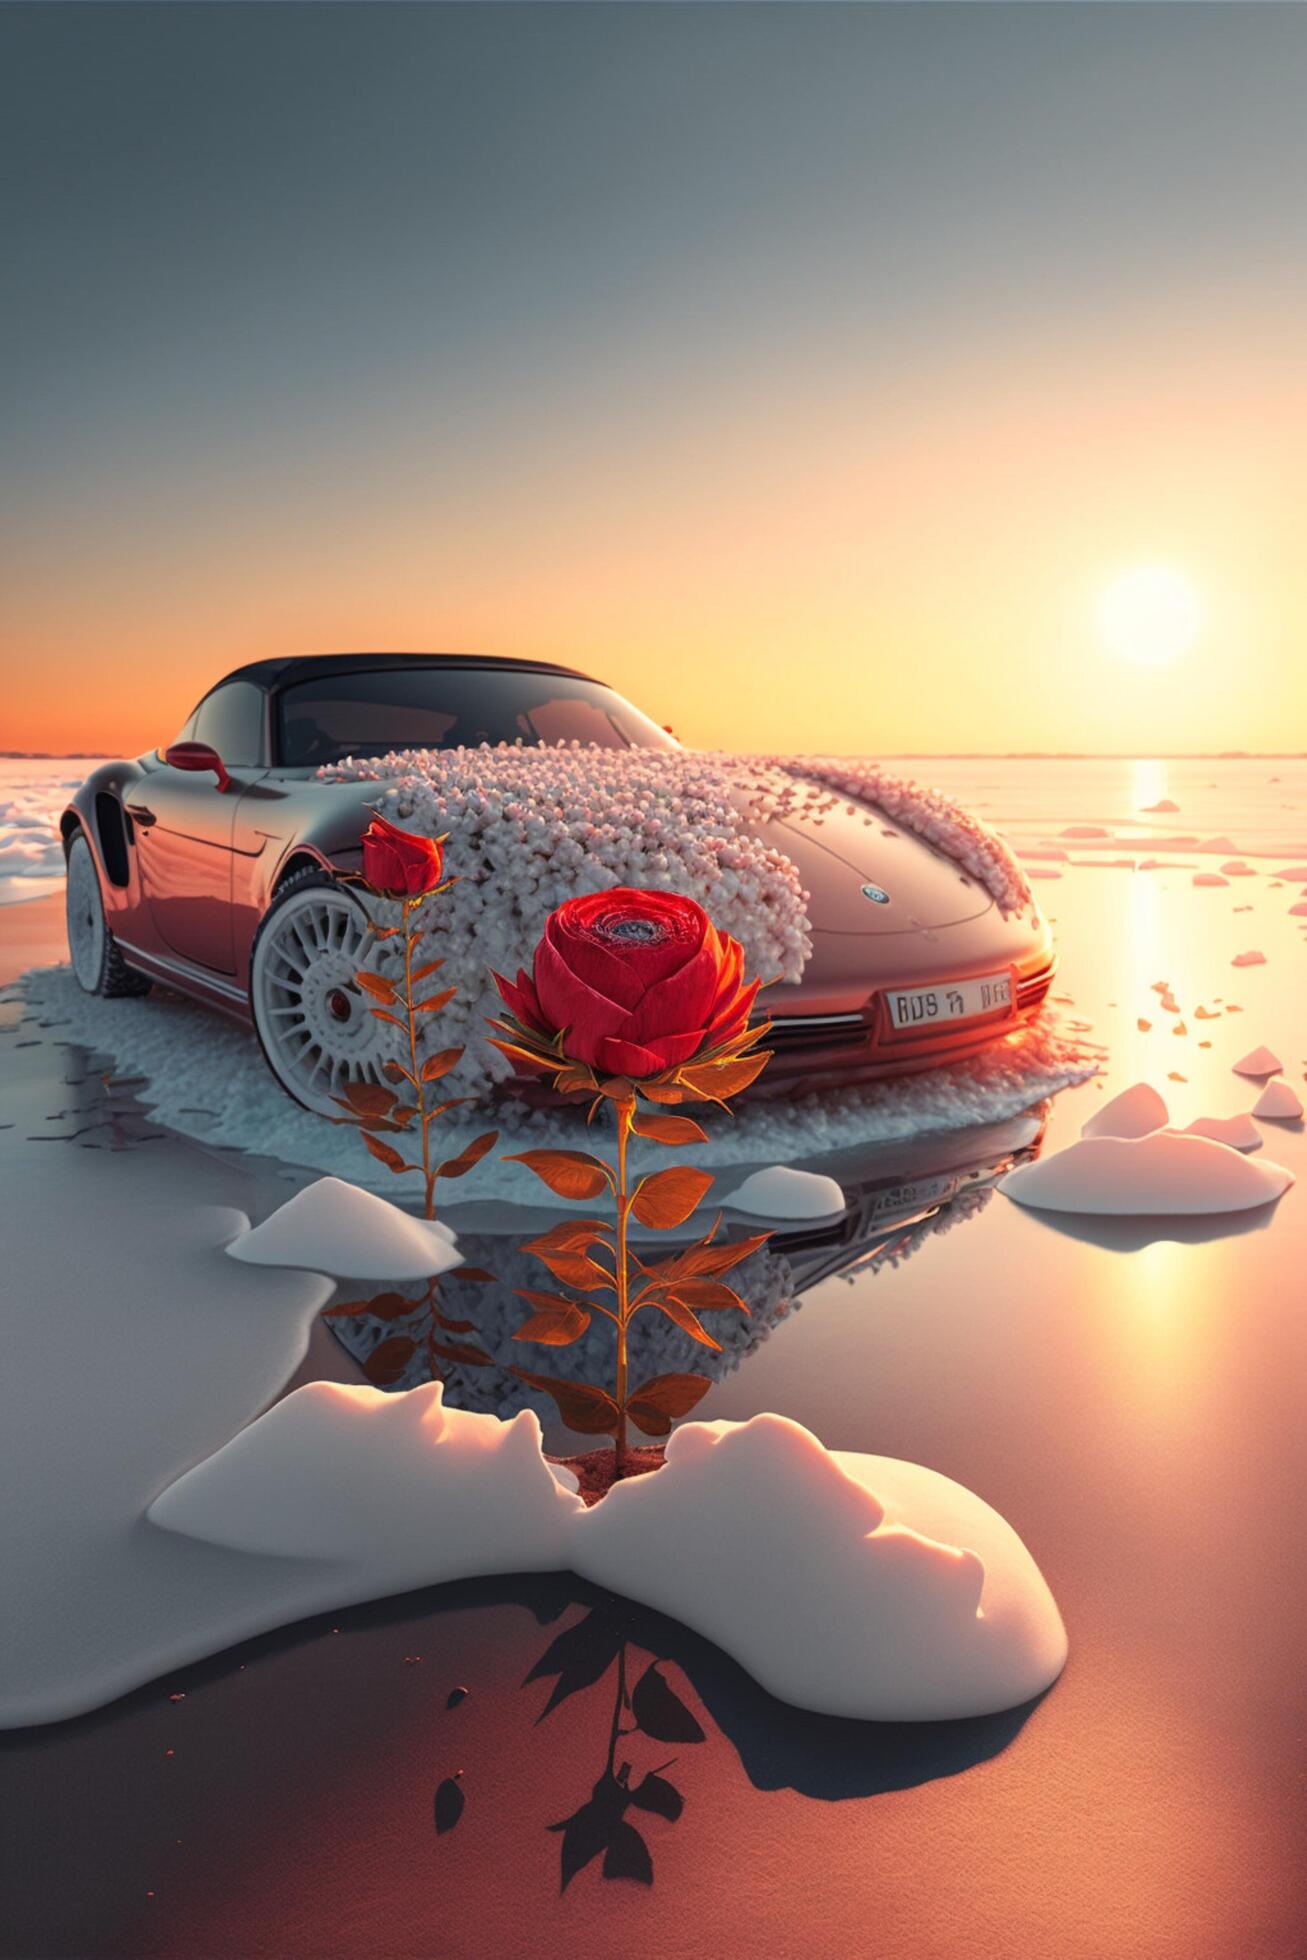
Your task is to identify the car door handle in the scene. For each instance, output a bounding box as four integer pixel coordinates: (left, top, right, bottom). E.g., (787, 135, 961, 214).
(125, 804, 157, 828)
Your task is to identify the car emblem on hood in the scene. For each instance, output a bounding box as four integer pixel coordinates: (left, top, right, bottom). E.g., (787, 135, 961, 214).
(861, 882, 891, 905)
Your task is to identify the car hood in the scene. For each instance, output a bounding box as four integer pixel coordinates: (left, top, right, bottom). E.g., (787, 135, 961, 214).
(750, 793, 994, 935)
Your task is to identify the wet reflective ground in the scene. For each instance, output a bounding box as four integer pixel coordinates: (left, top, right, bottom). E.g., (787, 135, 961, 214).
(3, 775, 1307, 1957)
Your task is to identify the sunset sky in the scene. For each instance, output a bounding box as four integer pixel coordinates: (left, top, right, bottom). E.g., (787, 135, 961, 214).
(3, 4, 1305, 758)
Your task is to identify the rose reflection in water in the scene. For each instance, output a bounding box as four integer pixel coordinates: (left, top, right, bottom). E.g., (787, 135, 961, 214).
(325, 1111, 1048, 1416)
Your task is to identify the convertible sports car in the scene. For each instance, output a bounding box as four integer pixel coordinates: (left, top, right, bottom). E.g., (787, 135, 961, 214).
(62, 652, 1054, 1116)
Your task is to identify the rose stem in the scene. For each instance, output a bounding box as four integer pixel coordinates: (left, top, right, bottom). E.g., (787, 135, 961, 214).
(613, 1092, 636, 1476)
(400, 893, 437, 1224)
(401, 892, 440, 1358)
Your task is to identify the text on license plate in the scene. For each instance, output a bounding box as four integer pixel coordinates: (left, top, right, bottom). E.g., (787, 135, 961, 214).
(886, 971, 1012, 1032)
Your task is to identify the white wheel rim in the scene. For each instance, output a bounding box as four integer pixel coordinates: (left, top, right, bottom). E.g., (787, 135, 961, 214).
(252, 886, 396, 1114)
(66, 836, 106, 991)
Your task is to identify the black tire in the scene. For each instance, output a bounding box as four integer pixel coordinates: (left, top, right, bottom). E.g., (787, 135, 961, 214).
(65, 829, 153, 997)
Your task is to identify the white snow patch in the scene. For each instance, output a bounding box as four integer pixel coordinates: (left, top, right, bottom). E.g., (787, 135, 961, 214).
(1000, 1131, 1292, 1215)
(569, 1415, 1067, 1720)
(149, 1382, 580, 1576)
(153, 1393, 1070, 1721)
(719, 1165, 847, 1220)
(1182, 1114, 1262, 1153)
(1253, 1080, 1303, 1121)
(1231, 950, 1266, 967)
(1081, 1081, 1168, 1141)
(1233, 1046, 1282, 1077)
(226, 1176, 461, 1279)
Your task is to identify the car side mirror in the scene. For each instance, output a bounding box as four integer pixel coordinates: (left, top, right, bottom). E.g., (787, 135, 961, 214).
(163, 741, 233, 792)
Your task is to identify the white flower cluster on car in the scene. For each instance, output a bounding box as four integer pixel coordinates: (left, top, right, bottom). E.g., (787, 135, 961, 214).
(322, 743, 1033, 1103)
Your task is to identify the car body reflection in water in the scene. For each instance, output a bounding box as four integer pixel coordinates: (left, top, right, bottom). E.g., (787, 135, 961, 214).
(324, 1109, 1048, 1416)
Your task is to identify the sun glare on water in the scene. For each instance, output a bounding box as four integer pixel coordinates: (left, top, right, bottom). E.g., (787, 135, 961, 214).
(1097, 564, 1202, 667)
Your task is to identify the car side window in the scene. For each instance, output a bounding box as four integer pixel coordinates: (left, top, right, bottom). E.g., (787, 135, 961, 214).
(188, 682, 267, 767)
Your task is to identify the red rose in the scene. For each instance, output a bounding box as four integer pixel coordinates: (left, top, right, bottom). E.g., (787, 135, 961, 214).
(495, 888, 759, 1080)
(361, 816, 445, 898)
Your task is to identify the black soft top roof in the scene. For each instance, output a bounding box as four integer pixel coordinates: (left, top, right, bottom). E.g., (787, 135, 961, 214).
(218, 651, 593, 692)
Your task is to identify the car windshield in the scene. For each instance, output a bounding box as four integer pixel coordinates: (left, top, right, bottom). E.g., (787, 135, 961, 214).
(275, 666, 678, 766)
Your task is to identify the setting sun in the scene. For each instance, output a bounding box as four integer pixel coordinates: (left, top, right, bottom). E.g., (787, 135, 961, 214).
(1097, 565, 1203, 668)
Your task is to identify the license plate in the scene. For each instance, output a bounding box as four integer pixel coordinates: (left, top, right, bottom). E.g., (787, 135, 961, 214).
(868, 1173, 958, 1222)
(885, 970, 1012, 1032)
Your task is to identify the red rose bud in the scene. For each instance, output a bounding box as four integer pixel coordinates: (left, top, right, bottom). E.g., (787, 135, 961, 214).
(500, 888, 759, 1079)
(361, 816, 445, 898)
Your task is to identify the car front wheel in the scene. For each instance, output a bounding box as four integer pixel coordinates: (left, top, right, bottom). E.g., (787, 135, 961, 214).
(249, 867, 397, 1116)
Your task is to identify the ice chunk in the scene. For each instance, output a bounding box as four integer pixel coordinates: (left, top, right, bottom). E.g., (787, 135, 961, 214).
(1288, 902, 1307, 918)
(1220, 861, 1255, 877)
(1081, 1082, 1168, 1140)
(1182, 1114, 1261, 1152)
(1193, 872, 1229, 887)
(149, 1381, 580, 1574)
(1198, 836, 1240, 853)
(570, 1415, 1067, 1720)
(1140, 799, 1180, 813)
(226, 1176, 461, 1279)
(1272, 864, 1307, 880)
(719, 1165, 847, 1220)
(999, 1131, 1292, 1215)
(1059, 825, 1110, 838)
(1027, 866, 1062, 879)
(1231, 950, 1266, 968)
(1253, 1080, 1303, 1121)
(1233, 1046, 1282, 1076)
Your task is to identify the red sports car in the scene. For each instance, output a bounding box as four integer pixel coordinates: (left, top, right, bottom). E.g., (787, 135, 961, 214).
(62, 653, 1053, 1115)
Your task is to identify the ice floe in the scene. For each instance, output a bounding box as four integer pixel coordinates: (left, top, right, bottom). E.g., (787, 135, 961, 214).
(226, 1176, 462, 1279)
(719, 1165, 847, 1220)
(569, 1415, 1067, 1721)
(1253, 1080, 1303, 1121)
(1231, 950, 1266, 967)
(1233, 1046, 1282, 1077)
(1081, 1081, 1168, 1140)
(1182, 1114, 1262, 1152)
(1140, 799, 1180, 813)
(150, 1381, 579, 1575)
(1000, 1131, 1292, 1215)
(1193, 872, 1229, 888)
